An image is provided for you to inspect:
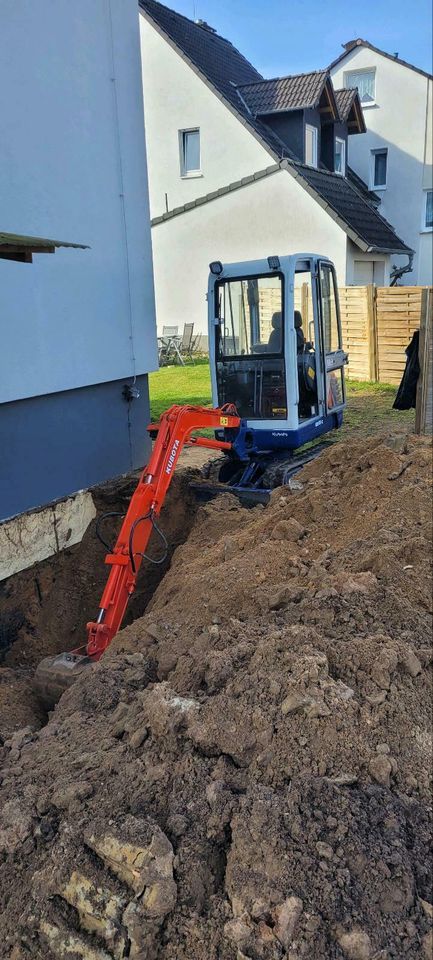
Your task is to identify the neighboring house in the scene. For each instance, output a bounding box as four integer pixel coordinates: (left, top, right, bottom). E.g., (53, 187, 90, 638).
(0, 0, 158, 520)
(139, 0, 411, 334)
(330, 39, 433, 285)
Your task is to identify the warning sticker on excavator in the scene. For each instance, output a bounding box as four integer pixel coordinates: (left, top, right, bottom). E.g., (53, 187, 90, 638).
(220, 416, 229, 426)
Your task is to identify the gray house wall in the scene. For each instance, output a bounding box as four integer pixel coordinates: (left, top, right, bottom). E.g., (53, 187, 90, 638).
(321, 120, 348, 172)
(320, 124, 334, 170)
(0, 0, 158, 522)
(264, 110, 304, 158)
(0, 376, 151, 520)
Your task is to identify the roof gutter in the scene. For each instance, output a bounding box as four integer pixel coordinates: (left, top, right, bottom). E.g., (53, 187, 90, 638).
(366, 246, 414, 256)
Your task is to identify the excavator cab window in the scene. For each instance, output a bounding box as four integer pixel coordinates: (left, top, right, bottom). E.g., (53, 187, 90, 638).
(294, 267, 319, 420)
(215, 274, 287, 420)
(318, 262, 346, 412)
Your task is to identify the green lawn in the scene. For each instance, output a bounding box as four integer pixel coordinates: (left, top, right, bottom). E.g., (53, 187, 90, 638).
(149, 361, 414, 438)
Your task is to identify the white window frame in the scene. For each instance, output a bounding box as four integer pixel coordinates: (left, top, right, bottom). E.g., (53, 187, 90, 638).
(370, 147, 388, 190)
(335, 137, 346, 175)
(305, 124, 318, 168)
(344, 67, 376, 107)
(179, 127, 202, 179)
(422, 189, 433, 232)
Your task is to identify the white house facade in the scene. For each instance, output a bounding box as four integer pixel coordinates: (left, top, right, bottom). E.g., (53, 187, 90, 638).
(141, 13, 272, 219)
(139, 1, 412, 335)
(330, 40, 433, 285)
(0, 0, 158, 519)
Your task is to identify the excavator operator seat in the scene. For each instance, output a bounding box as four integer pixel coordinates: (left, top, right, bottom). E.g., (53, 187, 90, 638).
(268, 311, 282, 352)
(294, 311, 305, 353)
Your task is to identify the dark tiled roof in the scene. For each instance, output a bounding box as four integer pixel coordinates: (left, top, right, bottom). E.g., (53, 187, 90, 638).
(297, 165, 411, 252)
(141, 1, 412, 255)
(329, 38, 433, 81)
(238, 71, 329, 115)
(347, 166, 380, 206)
(334, 88, 358, 121)
(334, 88, 365, 132)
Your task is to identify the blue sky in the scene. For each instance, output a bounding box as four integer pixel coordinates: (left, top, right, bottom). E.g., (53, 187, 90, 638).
(169, 0, 432, 77)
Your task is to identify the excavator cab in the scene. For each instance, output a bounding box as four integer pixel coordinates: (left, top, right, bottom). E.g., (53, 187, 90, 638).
(208, 254, 348, 482)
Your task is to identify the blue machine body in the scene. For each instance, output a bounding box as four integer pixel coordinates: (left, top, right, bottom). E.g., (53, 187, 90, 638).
(207, 254, 348, 480)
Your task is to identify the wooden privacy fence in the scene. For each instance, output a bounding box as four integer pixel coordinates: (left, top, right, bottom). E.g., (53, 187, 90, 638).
(339, 285, 432, 385)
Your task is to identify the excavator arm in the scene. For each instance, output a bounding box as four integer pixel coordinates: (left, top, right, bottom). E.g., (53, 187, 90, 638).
(86, 403, 239, 659)
(34, 404, 240, 707)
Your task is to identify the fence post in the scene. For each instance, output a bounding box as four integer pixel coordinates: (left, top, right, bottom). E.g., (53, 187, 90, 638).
(415, 287, 433, 435)
(366, 285, 378, 381)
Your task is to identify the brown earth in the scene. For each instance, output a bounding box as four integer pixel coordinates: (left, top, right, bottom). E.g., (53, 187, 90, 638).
(0, 470, 198, 736)
(0, 432, 432, 960)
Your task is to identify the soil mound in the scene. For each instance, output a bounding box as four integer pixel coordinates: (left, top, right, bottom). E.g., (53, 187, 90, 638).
(0, 434, 432, 960)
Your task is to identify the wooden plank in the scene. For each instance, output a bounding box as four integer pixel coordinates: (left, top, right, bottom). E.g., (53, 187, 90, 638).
(366, 285, 378, 381)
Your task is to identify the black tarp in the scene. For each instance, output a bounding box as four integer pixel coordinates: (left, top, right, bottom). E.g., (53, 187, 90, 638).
(393, 330, 420, 410)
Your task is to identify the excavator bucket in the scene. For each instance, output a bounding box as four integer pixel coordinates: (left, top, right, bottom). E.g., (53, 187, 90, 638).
(33, 653, 94, 711)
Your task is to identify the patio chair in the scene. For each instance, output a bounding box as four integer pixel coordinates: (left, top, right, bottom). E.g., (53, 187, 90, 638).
(158, 325, 184, 366)
(179, 322, 195, 362)
(158, 337, 171, 366)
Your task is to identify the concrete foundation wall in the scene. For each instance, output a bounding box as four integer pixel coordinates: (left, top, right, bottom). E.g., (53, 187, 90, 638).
(0, 375, 151, 521)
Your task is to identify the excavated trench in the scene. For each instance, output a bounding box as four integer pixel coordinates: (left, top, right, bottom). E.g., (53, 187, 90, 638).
(0, 469, 200, 737)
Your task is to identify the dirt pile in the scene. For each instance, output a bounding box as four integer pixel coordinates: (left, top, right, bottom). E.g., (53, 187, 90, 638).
(0, 433, 432, 960)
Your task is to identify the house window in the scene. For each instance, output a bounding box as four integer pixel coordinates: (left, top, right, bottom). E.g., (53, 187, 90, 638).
(344, 68, 376, 105)
(335, 138, 346, 175)
(371, 148, 388, 189)
(423, 190, 433, 230)
(305, 124, 318, 167)
(179, 128, 201, 177)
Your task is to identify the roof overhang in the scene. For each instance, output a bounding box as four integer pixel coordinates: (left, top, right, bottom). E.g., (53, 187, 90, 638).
(0, 232, 89, 263)
(317, 77, 339, 120)
(346, 95, 366, 134)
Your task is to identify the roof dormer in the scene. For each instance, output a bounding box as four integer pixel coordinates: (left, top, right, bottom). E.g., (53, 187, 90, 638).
(334, 88, 366, 133)
(237, 71, 362, 167)
(238, 70, 338, 120)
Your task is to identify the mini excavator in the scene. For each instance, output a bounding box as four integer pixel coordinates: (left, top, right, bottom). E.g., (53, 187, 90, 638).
(35, 253, 348, 706)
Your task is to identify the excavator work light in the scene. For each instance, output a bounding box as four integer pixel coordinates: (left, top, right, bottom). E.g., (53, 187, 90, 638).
(267, 256, 281, 271)
(209, 260, 223, 275)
